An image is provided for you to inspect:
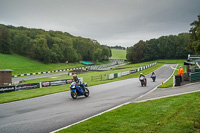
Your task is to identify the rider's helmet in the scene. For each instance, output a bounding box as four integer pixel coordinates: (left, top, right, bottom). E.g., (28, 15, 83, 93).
(140, 73, 143, 75)
(73, 74, 78, 82)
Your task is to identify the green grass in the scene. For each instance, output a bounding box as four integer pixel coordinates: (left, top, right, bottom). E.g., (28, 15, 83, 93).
(0, 53, 84, 75)
(0, 61, 162, 104)
(111, 49, 126, 59)
(58, 91, 200, 133)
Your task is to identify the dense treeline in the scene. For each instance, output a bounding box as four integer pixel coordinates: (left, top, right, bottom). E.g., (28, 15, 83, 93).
(0, 24, 111, 63)
(187, 15, 200, 55)
(127, 15, 200, 63)
(126, 33, 192, 63)
(110, 45, 126, 50)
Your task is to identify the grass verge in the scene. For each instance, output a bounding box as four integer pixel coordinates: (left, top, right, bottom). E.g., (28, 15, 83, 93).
(58, 91, 200, 133)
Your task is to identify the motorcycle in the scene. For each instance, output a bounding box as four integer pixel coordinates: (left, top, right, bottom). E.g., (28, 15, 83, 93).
(139, 76, 147, 87)
(69, 82, 89, 99)
(151, 75, 156, 82)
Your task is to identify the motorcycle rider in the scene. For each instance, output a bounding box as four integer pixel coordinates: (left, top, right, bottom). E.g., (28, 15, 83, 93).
(151, 72, 156, 77)
(151, 71, 156, 81)
(73, 74, 85, 91)
(139, 73, 147, 82)
(139, 73, 145, 78)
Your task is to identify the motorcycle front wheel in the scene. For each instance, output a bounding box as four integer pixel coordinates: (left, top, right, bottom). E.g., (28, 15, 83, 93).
(71, 91, 77, 99)
(84, 88, 89, 97)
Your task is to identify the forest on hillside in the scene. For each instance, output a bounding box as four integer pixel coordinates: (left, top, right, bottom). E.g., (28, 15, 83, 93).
(126, 33, 192, 63)
(127, 15, 200, 63)
(0, 24, 112, 63)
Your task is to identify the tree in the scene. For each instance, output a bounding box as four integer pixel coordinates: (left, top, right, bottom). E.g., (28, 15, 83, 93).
(0, 26, 12, 54)
(126, 40, 145, 63)
(34, 38, 51, 63)
(101, 45, 111, 59)
(187, 15, 200, 54)
(13, 32, 30, 55)
(0, 24, 114, 63)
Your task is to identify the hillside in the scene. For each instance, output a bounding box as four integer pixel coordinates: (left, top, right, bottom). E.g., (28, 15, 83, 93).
(111, 49, 126, 59)
(0, 24, 111, 63)
(0, 53, 84, 75)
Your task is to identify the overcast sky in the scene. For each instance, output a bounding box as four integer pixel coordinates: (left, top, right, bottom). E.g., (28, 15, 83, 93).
(0, 0, 199, 47)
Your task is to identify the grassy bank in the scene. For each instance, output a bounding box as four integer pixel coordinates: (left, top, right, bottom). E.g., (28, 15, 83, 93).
(0, 53, 84, 75)
(58, 91, 200, 133)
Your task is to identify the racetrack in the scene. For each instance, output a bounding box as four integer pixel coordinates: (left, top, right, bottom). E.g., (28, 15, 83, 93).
(0, 64, 176, 133)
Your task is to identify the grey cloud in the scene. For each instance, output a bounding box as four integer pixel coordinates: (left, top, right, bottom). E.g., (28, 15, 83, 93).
(0, 0, 199, 47)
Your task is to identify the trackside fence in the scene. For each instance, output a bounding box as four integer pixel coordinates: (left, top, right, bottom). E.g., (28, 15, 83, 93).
(91, 62, 157, 81)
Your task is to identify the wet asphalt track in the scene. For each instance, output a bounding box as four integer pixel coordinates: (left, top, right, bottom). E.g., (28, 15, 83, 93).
(0, 64, 176, 133)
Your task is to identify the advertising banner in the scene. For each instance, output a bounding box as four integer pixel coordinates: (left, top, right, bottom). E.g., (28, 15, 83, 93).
(0, 86, 15, 93)
(109, 74, 114, 79)
(41, 82, 50, 87)
(15, 83, 40, 91)
(118, 72, 122, 77)
(66, 79, 73, 84)
(130, 70, 136, 74)
(122, 71, 129, 76)
(50, 80, 67, 86)
(114, 73, 118, 78)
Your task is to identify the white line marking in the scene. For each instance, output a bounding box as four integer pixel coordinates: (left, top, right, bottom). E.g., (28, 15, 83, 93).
(50, 102, 130, 133)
